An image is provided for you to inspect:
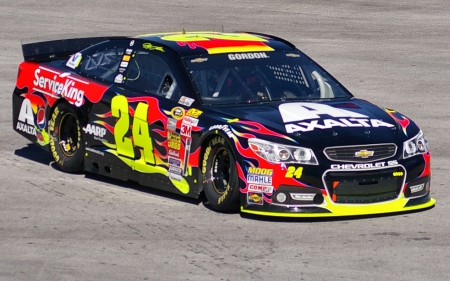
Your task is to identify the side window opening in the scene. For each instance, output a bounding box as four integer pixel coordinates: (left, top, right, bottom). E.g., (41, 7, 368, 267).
(124, 51, 180, 101)
(79, 46, 124, 83)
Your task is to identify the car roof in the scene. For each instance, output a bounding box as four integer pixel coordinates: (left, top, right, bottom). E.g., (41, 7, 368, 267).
(132, 31, 297, 56)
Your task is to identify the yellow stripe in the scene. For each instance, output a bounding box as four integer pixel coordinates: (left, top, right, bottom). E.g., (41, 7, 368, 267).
(241, 197, 436, 218)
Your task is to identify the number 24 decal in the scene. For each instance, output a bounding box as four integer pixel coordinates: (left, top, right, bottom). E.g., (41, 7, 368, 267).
(285, 166, 303, 179)
(111, 95, 155, 164)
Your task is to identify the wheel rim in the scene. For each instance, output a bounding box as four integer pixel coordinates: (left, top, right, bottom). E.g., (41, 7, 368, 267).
(211, 147, 231, 194)
(58, 112, 79, 156)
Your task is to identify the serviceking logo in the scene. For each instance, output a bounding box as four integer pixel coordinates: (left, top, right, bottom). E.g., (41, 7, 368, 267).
(33, 67, 87, 106)
(279, 103, 395, 133)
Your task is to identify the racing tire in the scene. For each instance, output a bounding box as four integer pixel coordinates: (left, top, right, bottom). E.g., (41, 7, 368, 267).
(48, 102, 84, 173)
(202, 136, 240, 212)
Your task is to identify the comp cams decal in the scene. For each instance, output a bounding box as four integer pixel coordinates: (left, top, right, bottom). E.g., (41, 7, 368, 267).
(279, 103, 395, 133)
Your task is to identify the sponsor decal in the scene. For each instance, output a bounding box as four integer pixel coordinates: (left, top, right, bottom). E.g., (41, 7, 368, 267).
(180, 123, 192, 137)
(228, 52, 268, 60)
(209, 124, 234, 139)
(186, 108, 203, 118)
(85, 147, 105, 156)
(120, 61, 129, 68)
(247, 174, 272, 185)
(130, 40, 135, 47)
(246, 167, 273, 185)
(169, 172, 182, 182)
(247, 167, 273, 176)
(247, 184, 273, 194)
(17, 98, 36, 136)
(178, 96, 195, 107)
(33, 67, 87, 106)
(182, 116, 199, 126)
(36, 108, 46, 130)
(125, 49, 133, 55)
(170, 107, 185, 120)
(279, 103, 395, 133)
(114, 74, 124, 83)
(168, 131, 181, 150)
(167, 118, 177, 131)
(248, 193, 263, 205)
(330, 160, 398, 170)
(122, 55, 131, 62)
(169, 149, 180, 158)
(142, 43, 164, 52)
(66, 52, 82, 69)
(83, 124, 107, 138)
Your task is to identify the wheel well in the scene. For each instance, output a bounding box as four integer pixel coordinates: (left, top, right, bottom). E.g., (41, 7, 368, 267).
(198, 132, 242, 193)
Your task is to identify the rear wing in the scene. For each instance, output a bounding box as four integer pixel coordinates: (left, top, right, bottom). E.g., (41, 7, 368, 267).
(21, 36, 127, 62)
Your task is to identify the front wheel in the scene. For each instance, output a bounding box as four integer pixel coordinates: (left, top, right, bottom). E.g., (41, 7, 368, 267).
(48, 102, 84, 173)
(201, 136, 240, 212)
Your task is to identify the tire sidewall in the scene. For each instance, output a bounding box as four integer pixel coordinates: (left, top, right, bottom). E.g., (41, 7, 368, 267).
(48, 102, 84, 173)
(202, 135, 240, 212)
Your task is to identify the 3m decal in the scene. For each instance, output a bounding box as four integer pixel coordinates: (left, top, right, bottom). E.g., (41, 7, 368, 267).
(180, 123, 192, 137)
(279, 103, 395, 133)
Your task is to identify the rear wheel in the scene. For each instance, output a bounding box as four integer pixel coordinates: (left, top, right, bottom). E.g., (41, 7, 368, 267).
(48, 102, 84, 173)
(202, 136, 240, 212)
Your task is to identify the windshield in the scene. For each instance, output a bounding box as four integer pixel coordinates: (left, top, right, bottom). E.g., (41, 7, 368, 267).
(184, 51, 353, 105)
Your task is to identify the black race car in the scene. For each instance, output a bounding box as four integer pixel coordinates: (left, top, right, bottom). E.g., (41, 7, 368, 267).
(12, 31, 435, 217)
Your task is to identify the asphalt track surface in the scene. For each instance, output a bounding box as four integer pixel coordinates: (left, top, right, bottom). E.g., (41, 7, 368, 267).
(1, 1, 449, 280)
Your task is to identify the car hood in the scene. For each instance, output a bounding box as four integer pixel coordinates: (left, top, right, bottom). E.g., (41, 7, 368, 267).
(205, 98, 420, 149)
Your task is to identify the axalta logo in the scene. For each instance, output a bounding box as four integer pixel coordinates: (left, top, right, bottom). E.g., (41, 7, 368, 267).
(83, 124, 107, 138)
(33, 67, 86, 106)
(228, 52, 268, 60)
(16, 98, 36, 136)
(279, 103, 395, 133)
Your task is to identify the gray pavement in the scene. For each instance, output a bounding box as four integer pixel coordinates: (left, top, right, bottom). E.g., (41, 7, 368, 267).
(0, 1, 449, 280)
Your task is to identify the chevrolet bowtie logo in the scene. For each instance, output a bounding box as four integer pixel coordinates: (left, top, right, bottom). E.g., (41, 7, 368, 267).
(354, 150, 374, 158)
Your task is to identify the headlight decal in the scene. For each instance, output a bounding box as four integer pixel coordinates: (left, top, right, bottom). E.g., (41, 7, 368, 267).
(248, 138, 318, 165)
(403, 130, 429, 159)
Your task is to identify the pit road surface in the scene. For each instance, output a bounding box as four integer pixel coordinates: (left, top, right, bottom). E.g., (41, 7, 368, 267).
(1, 1, 449, 280)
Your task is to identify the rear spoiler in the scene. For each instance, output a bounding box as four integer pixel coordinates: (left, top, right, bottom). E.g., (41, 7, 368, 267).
(21, 36, 127, 62)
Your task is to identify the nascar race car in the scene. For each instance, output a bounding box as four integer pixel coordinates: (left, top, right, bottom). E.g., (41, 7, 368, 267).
(12, 31, 435, 217)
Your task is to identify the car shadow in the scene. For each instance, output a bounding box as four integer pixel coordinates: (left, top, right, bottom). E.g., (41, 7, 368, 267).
(14, 143, 53, 165)
(14, 144, 204, 207)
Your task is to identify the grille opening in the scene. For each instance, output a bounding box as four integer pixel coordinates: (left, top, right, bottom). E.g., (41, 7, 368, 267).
(358, 181, 379, 186)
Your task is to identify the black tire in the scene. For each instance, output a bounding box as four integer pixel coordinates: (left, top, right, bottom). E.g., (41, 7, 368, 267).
(48, 102, 84, 173)
(201, 136, 240, 212)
